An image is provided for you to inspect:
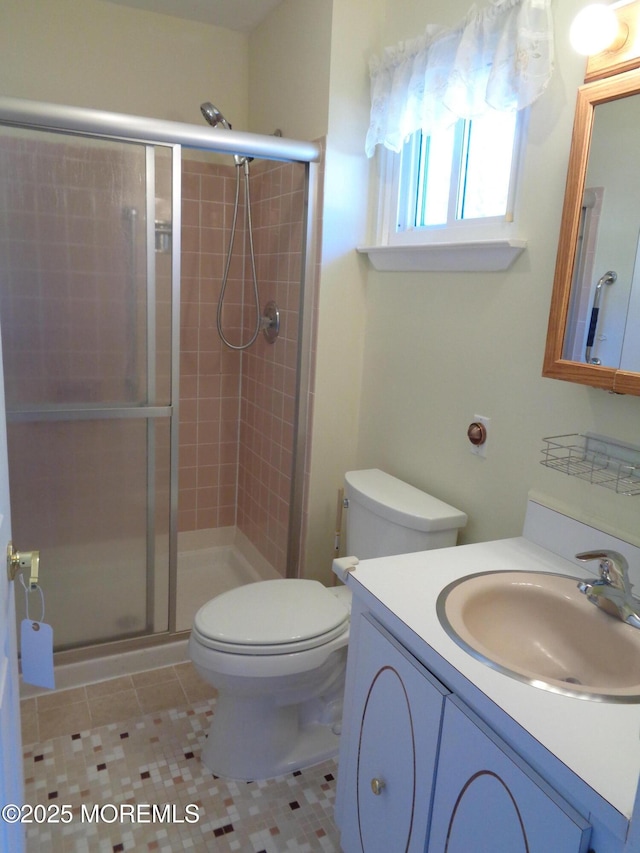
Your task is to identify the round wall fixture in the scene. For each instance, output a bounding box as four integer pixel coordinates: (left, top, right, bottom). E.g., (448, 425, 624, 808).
(467, 422, 487, 447)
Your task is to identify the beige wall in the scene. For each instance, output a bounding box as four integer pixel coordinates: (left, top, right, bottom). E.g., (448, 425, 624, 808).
(249, 0, 332, 140)
(0, 0, 249, 127)
(301, 0, 383, 581)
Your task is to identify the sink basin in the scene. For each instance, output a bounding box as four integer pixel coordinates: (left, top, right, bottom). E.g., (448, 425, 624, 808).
(437, 571, 640, 702)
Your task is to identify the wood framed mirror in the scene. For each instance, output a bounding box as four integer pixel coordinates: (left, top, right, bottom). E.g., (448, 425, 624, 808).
(543, 2, 640, 396)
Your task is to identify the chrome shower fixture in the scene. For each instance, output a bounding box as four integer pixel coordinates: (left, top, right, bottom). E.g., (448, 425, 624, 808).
(200, 102, 232, 130)
(199, 101, 251, 168)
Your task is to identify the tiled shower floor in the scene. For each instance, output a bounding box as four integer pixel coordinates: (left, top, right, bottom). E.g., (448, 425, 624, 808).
(21, 664, 341, 852)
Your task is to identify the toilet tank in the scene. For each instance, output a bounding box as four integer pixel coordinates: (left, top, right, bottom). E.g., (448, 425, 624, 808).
(344, 469, 467, 559)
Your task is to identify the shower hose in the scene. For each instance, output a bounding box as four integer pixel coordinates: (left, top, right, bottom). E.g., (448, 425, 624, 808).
(217, 158, 261, 351)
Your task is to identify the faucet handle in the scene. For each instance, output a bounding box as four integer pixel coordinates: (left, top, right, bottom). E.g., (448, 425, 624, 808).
(575, 550, 629, 588)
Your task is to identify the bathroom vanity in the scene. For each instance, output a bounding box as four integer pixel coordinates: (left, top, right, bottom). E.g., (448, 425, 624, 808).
(333, 501, 640, 852)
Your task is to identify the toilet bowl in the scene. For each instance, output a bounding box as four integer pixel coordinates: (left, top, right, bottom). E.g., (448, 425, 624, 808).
(189, 579, 351, 781)
(189, 469, 467, 781)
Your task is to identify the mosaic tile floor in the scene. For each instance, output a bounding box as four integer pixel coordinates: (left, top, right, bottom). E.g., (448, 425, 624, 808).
(22, 680, 342, 852)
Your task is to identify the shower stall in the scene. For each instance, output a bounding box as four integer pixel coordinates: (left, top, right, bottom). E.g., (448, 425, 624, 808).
(0, 97, 320, 658)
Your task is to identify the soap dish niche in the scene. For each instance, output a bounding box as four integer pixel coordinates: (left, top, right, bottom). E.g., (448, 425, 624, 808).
(541, 433, 640, 496)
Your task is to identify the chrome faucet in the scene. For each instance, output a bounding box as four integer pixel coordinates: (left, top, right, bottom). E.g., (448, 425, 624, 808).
(575, 550, 640, 629)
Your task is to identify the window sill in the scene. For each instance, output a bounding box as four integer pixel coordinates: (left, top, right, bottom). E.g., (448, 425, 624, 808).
(357, 239, 527, 272)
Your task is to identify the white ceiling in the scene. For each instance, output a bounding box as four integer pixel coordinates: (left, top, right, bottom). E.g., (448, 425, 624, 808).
(103, 0, 283, 32)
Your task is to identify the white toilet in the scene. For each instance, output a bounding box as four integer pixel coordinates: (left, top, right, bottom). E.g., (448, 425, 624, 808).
(188, 468, 467, 781)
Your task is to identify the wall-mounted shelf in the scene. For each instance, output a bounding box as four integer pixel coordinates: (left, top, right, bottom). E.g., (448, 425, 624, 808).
(541, 433, 640, 496)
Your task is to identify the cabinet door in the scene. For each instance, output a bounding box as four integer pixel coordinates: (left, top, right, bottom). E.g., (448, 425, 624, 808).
(339, 615, 448, 853)
(428, 698, 592, 853)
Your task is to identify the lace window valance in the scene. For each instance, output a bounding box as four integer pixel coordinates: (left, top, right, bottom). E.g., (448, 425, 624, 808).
(365, 0, 554, 158)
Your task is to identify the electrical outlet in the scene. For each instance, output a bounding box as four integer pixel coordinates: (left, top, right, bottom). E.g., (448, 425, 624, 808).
(469, 414, 490, 458)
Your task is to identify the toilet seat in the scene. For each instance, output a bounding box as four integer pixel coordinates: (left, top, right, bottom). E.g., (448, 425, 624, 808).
(193, 579, 350, 655)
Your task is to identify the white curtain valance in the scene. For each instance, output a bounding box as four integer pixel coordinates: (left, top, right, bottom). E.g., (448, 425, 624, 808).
(365, 0, 554, 158)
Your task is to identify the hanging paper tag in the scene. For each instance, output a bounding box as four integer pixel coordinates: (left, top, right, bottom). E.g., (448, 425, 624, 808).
(21, 619, 55, 689)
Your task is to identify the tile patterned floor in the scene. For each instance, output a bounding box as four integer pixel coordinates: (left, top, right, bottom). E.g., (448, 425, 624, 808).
(21, 665, 342, 852)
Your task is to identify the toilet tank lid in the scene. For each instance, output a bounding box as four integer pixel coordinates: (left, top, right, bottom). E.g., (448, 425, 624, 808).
(345, 469, 467, 532)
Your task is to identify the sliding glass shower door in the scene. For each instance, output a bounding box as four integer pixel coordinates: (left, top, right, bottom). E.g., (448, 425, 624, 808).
(0, 126, 179, 651)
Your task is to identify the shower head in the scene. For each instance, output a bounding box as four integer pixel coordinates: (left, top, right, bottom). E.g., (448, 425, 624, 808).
(200, 101, 252, 168)
(200, 102, 232, 130)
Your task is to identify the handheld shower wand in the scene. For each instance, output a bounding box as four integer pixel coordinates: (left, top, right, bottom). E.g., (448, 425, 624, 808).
(199, 101, 251, 167)
(199, 101, 276, 350)
(200, 102, 232, 130)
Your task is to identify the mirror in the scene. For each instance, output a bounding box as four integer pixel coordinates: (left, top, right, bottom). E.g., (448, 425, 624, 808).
(543, 24, 640, 395)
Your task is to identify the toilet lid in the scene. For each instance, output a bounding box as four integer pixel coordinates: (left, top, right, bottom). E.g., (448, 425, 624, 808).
(193, 579, 350, 653)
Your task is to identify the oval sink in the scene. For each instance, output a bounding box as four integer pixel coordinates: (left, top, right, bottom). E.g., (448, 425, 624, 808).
(437, 571, 640, 702)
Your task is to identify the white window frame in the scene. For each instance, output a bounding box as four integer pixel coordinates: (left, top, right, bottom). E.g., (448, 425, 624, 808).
(361, 110, 529, 272)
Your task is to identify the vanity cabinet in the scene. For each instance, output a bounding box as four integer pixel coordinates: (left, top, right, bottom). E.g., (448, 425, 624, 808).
(428, 698, 591, 852)
(337, 614, 447, 853)
(337, 610, 593, 853)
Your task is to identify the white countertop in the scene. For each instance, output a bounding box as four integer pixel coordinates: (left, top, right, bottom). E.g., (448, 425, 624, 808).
(342, 535, 640, 820)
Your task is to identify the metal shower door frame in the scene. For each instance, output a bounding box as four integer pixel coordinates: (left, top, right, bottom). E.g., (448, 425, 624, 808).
(2, 126, 182, 644)
(286, 159, 319, 579)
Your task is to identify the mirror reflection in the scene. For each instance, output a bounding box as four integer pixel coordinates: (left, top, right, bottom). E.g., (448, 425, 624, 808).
(544, 60, 640, 396)
(563, 94, 640, 371)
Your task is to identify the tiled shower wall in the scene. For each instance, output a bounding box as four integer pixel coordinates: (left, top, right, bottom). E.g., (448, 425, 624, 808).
(180, 156, 308, 574)
(179, 160, 243, 533)
(238, 161, 307, 573)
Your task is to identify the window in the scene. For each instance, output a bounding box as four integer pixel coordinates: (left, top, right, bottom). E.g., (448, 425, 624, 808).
(361, 0, 551, 270)
(395, 110, 524, 241)
(362, 110, 528, 270)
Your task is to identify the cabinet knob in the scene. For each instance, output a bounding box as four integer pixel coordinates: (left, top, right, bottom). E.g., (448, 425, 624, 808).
(370, 777, 386, 796)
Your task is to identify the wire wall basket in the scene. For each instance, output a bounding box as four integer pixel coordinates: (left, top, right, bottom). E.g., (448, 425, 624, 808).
(541, 434, 640, 496)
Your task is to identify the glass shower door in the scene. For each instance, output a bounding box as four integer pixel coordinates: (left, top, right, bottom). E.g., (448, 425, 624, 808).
(0, 126, 178, 651)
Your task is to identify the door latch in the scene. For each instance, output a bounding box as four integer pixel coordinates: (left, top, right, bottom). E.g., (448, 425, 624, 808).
(7, 542, 40, 588)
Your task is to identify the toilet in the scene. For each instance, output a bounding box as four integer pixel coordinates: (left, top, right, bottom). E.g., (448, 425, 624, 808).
(188, 468, 467, 781)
